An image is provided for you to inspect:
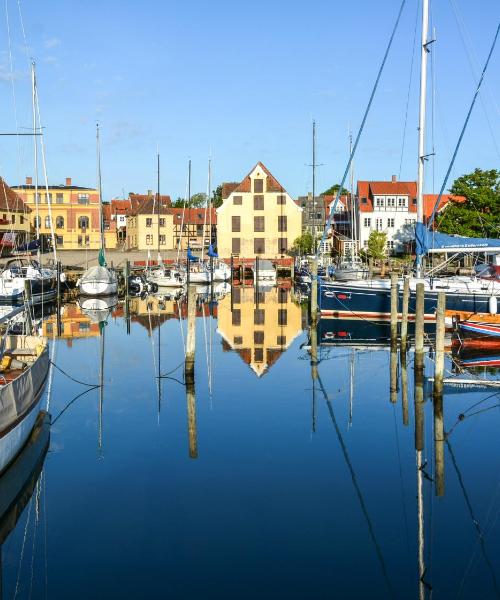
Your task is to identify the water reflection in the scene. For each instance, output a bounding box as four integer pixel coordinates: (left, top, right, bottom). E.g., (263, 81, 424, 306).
(219, 285, 302, 376)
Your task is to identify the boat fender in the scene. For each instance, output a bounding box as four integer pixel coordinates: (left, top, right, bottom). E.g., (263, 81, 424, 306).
(36, 343, 45, 356)
(0, 354, 12, 371)
(60, 272, 67, 283)
(489, 295, 498, 315)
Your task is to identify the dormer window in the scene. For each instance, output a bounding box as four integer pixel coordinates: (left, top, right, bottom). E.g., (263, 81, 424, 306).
(253, 179, 263, 193)
(412, 197, 417, 205)
(361, 197, 367, 204)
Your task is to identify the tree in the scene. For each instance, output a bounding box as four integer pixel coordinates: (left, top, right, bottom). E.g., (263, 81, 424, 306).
(292, 231, 313, 255)
(367, 230, 387, 276)
(436, 168, 500, 238)
(211, 184, 223, 208)
(322, 183, 349, 196)
(171, 192, 207, 209)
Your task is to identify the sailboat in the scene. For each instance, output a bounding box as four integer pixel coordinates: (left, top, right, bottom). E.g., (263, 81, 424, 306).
(77, 125, 118, 297)
(319, 2, 500, 319)
(146, 153, 186, 289)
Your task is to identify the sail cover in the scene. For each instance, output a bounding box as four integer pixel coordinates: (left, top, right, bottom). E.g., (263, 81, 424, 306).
(80, 265, 115, 283)
(187, 247, 199, 262)
(207, 244, 218, 258)
(416, 222, 500, 254)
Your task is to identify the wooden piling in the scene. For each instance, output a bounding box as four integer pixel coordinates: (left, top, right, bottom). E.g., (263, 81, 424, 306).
(400, 349, 409, 426)
(186, 379, 198, 459)
(184, 284, 196, 379)
(414, 359, 425, 452)
(390, 271, 398, 347)
(433, 292, 446, 399)
(415, 282, 425, 368)
(433, 393, 445, 497)
(400, 276, 410, 351)
(390, 347, 398, 404)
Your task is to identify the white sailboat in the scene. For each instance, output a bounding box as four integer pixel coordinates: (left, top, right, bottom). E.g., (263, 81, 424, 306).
(146, 153, 186, 289)
(77, 124, 118, 297)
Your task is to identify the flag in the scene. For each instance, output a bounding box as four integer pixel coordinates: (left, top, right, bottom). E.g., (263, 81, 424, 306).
(98, 248, 107, 267)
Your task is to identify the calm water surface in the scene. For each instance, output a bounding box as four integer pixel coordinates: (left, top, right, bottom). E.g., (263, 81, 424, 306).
(2, 288, 499, 599)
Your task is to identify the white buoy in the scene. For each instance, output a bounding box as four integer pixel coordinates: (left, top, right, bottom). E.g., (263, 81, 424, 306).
(489, 295, 498, 315)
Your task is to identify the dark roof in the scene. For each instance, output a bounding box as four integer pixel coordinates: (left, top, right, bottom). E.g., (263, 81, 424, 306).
(128, 195, 172, 216)
(14, 184, 94, 191)
(0, 178, 31, 213)
(171, 208, 217, 224)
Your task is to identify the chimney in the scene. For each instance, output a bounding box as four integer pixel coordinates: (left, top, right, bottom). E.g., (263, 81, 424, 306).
(391, 175, 397, 183)
(66, 177, 72, 186)
(26, 176, 32, 185)
(147, 189, 153, 196)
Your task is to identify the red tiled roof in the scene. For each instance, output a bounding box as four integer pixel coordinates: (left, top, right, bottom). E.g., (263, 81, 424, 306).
(171, 207, 217, 224)
(128, 195, 172, 216)
(223, 162, 288, 198)
(222, 182, 239, 199)
(357, 180, 416, 212)
(0, 177, 31, 213)
(323, 194, 349, 214)
(423, 194, 465, 218)
(110, 199, 131, 214)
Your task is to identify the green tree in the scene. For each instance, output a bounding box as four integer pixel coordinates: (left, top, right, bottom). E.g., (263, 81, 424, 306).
(292, 231, 313, 255)
(436, 168, 500, 237)
(322, 183, 349, 196)
(171, 192, 207, 209)
(211, 184, 223, 208)
(367, 230, 387, 259)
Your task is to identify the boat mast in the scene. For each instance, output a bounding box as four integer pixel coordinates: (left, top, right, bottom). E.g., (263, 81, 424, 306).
(157, 152, 161, 263)
(312, 120, 316, 253)
(31, 62, 40, 262)
(96, 124, 105, 263)
(349, 129, 357, 256)
(416, 0, 430, 278)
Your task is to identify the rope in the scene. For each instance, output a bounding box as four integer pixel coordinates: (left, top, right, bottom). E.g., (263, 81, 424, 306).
(49, 359, 98, 387)
(319, 0, 406, 254)
(427, 22, 500, 230)
(51, 385, 99, 426)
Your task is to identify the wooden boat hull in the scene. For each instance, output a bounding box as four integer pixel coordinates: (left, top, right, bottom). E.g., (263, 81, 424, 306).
(0, 337, 49, 475)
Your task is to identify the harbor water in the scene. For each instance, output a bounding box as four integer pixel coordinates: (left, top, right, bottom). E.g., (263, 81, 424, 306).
(1, 287, 499, 599)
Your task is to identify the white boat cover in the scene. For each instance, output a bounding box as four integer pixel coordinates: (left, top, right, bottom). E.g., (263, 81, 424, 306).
(80, 266, 116, 284)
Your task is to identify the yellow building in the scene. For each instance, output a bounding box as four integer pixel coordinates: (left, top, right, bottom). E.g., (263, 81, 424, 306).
(0, 177, 31, 251)
(216, 162, 302, 259)
(12, 176, 102, 250)
(126, 195, 174, 251)
(217, 285, 302, 377)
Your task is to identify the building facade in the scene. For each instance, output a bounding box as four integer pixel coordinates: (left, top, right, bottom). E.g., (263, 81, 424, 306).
(0, 177, 31, 252)
(12, 177, 101, 250)
(217, 162, 302, 259)
(126, 195, 173, 251)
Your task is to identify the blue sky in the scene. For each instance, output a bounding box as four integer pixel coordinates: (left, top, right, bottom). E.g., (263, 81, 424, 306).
(0, 0, 498, 201)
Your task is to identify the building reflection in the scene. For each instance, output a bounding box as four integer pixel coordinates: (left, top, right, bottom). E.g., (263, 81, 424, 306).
(218, 285, 302, 377)
(42, 303, 107, 343)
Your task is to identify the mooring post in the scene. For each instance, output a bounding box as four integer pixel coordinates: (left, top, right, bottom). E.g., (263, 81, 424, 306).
(433, 292, 446, 399)
(400, 349, 409, 426)
(185, 284, 196, 380)
(390, 346, 398, 404)
(433, 392, 445, 497)
(310, 258, 318, 325)
(368, 257, 373, 279)
(415, 282, 425, 369)
(186, 378, 198, 459)
(390, 271, 398, 347)
(400, 276, 410, 351)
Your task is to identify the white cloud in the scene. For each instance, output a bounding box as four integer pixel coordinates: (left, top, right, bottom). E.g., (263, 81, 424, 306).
(44, 37, 61, 49)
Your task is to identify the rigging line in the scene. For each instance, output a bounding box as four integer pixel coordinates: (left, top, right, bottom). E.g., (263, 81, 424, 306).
(446, 438, 500, 599)
(29, 476, 41, 599)
(398, 0, 419, 180)
(319, 0, 406, 254)
(48, 359, 98, 387)
(316, 371, 396, 599)
(4, 0, 23, 185)
(427, 21, 500, 229)
(14, 490, 34, 599)
(51, 385, 100, 425)
(42, 465, 48, 600)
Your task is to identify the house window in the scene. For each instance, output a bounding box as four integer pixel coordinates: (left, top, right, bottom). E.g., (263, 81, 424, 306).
(11, 215, 15, 224)
(412, 198, 417, 205)
(254, 216, 265, 232)
(232, 216, 241, 232)
(376, 197, 383, 207)
(254, 309, 265, 325)
(278, 309, 288, 326)
(278, 288, 288, 303)
(159, 235, 166, 245)
(56, 193, 64, 204)
(376, 218, 383, 231)
(78, 235, 83, 246)
(78, 194, 89, 205)
(253, 195, 264, 210)
(232, 309, 241, 326)
(278, 216, 287, 232)
(56, 216, 64, 229)
(278, 238, 287, 253)
(33, 216, 41, 228)
(277, 194, 286, 205)
(44, 193, 52, 203)
(233, 336, 242, 345)
(398, 197, 406, 207)
(277, 335, 286, 346)
(159, 218, 165, 227)
(254, 348, 264, 362)
(146, 234, 153, 245)
(253, 179, 263, 193)
(361, 197, 367, 204)
(78, 216, 89, 229)
(233, 195, 242, 205)
(232, 238, 240, 254)
(254, 238, 265, 254)
(363, 240, 368, 247)
(232, 287, 241, 304)
(85, 235, 89, 245)
(20, 215, 24, 224)
(55, 235, 63, 245)
(387, 240, 394, 249)
(364, 218, 371, 227)
(146, 218, 152, 227)
(254, 331, 264, 344)
(256, 291, 266, 304)
(387, 197, 395, 207)
(44, 216, 51, 228)
(387, 218, 394, 228)
(197, 225, 203, 236)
